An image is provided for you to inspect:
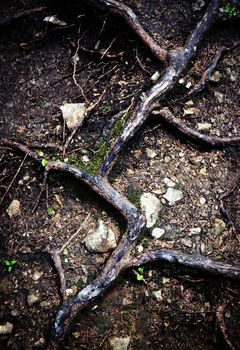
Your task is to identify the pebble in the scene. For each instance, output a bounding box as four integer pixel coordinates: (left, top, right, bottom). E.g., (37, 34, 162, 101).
(183, 107, 200, 116)
(0, 322, 13, 335)
(146, 148, 157, 159)
(197, 123, 212, 131)
(213, 218, 226, 234)
(140, 193, 161, 228)
(199, 197, 206, 205)
(163, 188, 183, 205)
(210, 70, 221, 83)
(60, 103, 87, 130)
(27, 291, 40, 306)
(31, 270, 43, 281)
(108, 336, 131, 350)
(83, 220, 117, 253)
(180, 238, 193, 248)
(189, 227, 202, 235)
(214, 91, 224, 103)
(152, 289, 163, 301)
(163, 177, 176, 188)
(6, 199, 21, 218)
(151, 228, 165, 239)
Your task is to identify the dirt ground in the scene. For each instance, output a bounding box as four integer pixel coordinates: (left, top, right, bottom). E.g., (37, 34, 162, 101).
(0, 0, 240, 349)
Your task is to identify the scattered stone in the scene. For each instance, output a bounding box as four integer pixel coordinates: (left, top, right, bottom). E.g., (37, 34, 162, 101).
(10, 309, 20, 317)
(136, 245, 144, 253)
(0, 322, 13, 335)
(43, 15, 67, 26)
(179, 78, 184, 84)
(6, 199, 20, 218)
(150, 71, 160, 82)
(210, 70, 222, 82)
(163, 177, 176, 188)
(199, 197, 206, 205)
(199, 166, 208, 175)
(183, 107, 200, 116)
(60, 103, 87, 130)
(34, 337, 45, 347)
(214, 91, 224, 103)
(163, 188, 183, 205)
(31, 270, 44, 281)
(108, 336, 131, 350)
(180, 238, 193, 248)
(230, 74, 236, 82)
(27, 291, 40, 306)
(197, 122, 212, 131)
(193, 0, 205, 11)
(162, 277, 170, 284)
(72, 332, 81, 339)
(189, 227, 202, 235)
(140, 193, 161, 228)
(185, 100, 194, 106)
(151, 227, 165, 239)
(146, 148, 157, 159)
(213, 218, 226, 235)
(65, 285, 77, 297)
(185, 81, 192, 89)
(82, 155, 90, 163)
(152, 289, 163, 301)
(83, 220, 117, 253)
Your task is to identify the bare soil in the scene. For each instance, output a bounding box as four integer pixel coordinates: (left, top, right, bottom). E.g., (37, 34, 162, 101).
(0, 1, 240, 349)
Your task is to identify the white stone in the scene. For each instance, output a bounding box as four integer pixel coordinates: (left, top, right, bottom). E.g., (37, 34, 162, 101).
(140, 193, 161, 228)
(83, 220, 117, 253)
(180, 238, 192, 247)
(27, 292, 40, 306)
(60, 103, 87, 130)
(150, 71, 160, 82)
(43, 15, 67, 26)
(151, 228, 165, 239)
(0, 322, 13, 335)
(214, 91, 224, 103)
(197, 123, 212, 131)
(210, 71, 221, 82)
(152, 289, 163, 301)
(189, 227, 202, 235)
(6, 199, 20, 218)
(146, 148, 157, 159)
(163, 177, 176, 188)
(108, 336, 131, 350)
(32, 270, 43, 281)
(163, 188, 183, 205)
(183, 107, 200, 116)
(199, 197, 206, 205)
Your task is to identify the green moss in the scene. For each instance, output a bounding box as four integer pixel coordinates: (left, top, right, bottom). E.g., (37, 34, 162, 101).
(66, 111, 131, 176)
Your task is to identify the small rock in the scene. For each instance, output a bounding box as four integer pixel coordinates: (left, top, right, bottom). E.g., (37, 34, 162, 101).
(189, 227, 202, 235)
(193, 0, 205, 11)
(210, 71, 221, 83)
(214, 218, 226, 235)
(27, 291, 40, 306)
(199, 197, 206, 205)
(163, 177, 176, 188)
(34, 337, 45, 347)
(65, 285, 77, 297)
(183, 108, 200, 116)
(146, 148, 157, 159)
(162, 277, 170, 284)
(185, 100, 194, 106)
(10, 309, 20, 317)
(152, 289, 163, 301)
(180, 238, 192, 248)
(197, 123, 212, 131)
(140, 193, 161, 228)
(136, 245, 144, 253)
(214, 91, 224, 103)
(82, 155, 90, 163)
(0, 322, 13, 335)
(6, 199, 20, 218)
(185, 81, 192, 89)
(31, 270, 43, 281)
(43, 15, 67, 26)
(60, 103, 87, 130)
(163, 188, 183, 205)
(151, 228, 165, 239)
(108, 336, 131, 350)
(72, 332, 81, 339)
(150, 71, 160, 82)
(230, 74, 236, 82)
(83, 220, 117, 253)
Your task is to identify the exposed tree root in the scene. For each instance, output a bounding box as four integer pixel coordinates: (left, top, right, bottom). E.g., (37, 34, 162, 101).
(0, 6, 46, 27)
(1, 0, 240, 349)
(216, 303, 235, 350)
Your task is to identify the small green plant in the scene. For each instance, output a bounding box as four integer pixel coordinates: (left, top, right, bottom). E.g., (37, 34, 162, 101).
(102, 106, 111, 115)
(136, 266, 144, 281)
(224, 6, 238, 17)
(42, 159, 47, 167)
(4, 259, 17, 272)
(47, 207, 55, 216)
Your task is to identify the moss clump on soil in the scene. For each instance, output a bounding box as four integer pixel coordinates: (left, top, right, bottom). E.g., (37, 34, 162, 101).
(67, 111, 131, 176)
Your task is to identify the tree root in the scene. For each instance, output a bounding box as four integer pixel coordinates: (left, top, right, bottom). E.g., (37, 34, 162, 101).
(1, 0, 240, 349)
